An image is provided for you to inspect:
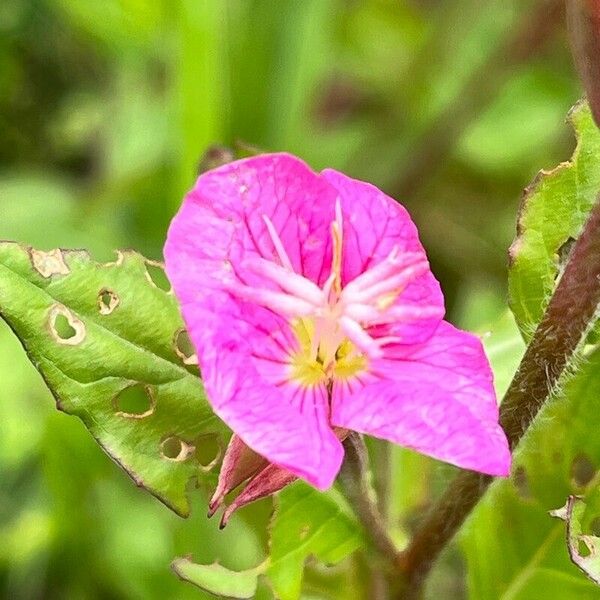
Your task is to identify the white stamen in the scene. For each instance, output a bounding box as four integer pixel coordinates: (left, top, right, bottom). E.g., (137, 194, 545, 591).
(366, 304, 443, 326)
(226, 282, 314, 317)
(343, 303, 380, 323)
(339, 315, 383, 359)
(244, 257, 323, 306)
(344, 260, 430, 305)
(237, 208, 436, 377)
(344, 302, 442, 326)
(262, 214, 294, 271)
(342, 249, 422, 296)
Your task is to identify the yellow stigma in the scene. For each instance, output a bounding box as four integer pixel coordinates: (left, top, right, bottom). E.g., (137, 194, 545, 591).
(288, 318, 367, 387)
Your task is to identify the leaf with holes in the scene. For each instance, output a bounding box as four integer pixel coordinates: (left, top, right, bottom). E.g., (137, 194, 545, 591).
(461, 347, 600, 599)
(267, 482, 363, 600)
(171, 481, 363, 599)
(508, 101, 600, 341)
(0, 242, 226, 517)
(171, 557, 265, 599)
(551, 495, 600, 586)
(171, 482, 364, 599)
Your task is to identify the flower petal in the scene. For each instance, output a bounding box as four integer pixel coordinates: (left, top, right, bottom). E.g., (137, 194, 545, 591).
(165, 153, 339, 299)
(219, 463, 297, 528)
(331, 321, 511, 476)
(173, 298, 344, 490)
(321, 168, 444, 344)
(164, 154, 345, 490)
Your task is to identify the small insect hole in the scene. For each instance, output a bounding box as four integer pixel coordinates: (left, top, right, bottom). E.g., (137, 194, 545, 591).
(114, 384, 155, 418)
(161, 436, 193, 461)
(579, 538, 592, 557)
(194, 434, 221, 470)
(98, 288, 119, 315)
(102, 250, 125, 268)
(48, 305, 86, 345)
(55, 314, 76, 339)
(145, 261, 171, 291)
(571, 453, 596, 488)
(174, 329, 198, 365)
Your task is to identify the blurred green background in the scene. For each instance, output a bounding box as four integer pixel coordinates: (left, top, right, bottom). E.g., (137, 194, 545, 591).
(0, 0, 582, 598)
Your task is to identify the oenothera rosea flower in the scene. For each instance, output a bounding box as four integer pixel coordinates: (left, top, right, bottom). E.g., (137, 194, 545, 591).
(164, 153, 511, 526)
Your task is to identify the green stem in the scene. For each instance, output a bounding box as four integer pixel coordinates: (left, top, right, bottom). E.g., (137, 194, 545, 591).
(339, 434, 400, 565)
(372, 439, 392, 522)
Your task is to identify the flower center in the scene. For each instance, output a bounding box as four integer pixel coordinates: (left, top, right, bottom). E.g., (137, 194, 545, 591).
(288, 316, 367, 386)
(226, 201, 433, 387)
(286, 205, 367, 387)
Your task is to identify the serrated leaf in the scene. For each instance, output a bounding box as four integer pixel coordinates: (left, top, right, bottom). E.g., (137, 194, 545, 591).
(0, 242, 227, 517)
(551, 495, 600, 586)
(508, 101, 600, 340)
(267, 482, 363, 600)
(171, 557, 264, 599)
(461, 348, 600, 599)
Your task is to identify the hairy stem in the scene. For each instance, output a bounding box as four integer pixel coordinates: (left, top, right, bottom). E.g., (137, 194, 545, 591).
(372, 439, 392, 521)
(339, 434, 399, 564)
(567, 0, 600, 127)
(395, 198, 600, 596)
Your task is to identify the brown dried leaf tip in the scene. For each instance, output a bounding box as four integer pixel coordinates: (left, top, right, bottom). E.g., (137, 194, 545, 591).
(30, 248, 70, 278)
(209, 429, 350, 528)
(207, 435, 295, 529)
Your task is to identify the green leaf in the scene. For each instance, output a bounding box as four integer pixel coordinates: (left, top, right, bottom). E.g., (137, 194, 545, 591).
(480, 310, 526, 399)
(171, 482, 364, 599)
(267, 482, 363, 600)
(171, 557, 265, 599)
(551, 495, 600, 586)
(53, 0, 165, 52)
(175, 0, 227, 200)
(461, 348, 600, 599)
(508, 101, 600, 340)
(461, 101, 600, 600)
(0, 242, 227, 517)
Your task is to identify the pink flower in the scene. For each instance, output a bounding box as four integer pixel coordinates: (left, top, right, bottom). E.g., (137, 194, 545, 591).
(164, 153, 511, 524)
